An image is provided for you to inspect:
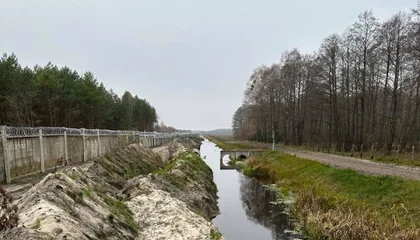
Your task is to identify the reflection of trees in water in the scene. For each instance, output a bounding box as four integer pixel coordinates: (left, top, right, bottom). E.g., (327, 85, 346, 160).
(239, 175, 298, 240)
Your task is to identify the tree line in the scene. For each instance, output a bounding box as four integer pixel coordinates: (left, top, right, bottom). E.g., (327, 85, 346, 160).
(233, 4, 420, 153)
(0, 53, 158, 131)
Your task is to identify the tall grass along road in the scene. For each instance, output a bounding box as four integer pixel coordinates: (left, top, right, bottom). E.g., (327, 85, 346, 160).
(281, 146, 420, 181)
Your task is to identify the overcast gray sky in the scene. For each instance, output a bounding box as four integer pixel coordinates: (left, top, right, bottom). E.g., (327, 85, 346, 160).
(1, 0, 418, 130)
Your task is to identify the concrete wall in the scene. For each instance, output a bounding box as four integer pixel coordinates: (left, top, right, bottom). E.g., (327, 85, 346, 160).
(0, 130, 175, 183)
(0, 140, 6, 182)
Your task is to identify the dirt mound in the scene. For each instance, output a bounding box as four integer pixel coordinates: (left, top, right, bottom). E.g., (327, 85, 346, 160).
(1, 137, 222, 240)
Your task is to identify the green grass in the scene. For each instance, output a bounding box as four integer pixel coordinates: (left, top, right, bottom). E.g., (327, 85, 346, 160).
(82, 188, 93, 199)
(70, 171, 79, 180)
(206, 136, 259, 150)
(103, 196, 138, 234)
(154, 151, 214, 188)
(210, 228, 223, 240)
(243, 151, 420, 239)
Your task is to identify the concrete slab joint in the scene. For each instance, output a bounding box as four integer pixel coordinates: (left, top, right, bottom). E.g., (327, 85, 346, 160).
(64, 131, 68, 162)
(97, 129, 101, 156)
(82, 128, 86, 162)
(39, 128, 45, 173)
(1, 125, 11, 183)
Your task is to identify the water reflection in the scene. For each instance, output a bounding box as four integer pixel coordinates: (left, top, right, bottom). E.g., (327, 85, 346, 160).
(201, 140, 303, 240)
(239, 175, 300, 239)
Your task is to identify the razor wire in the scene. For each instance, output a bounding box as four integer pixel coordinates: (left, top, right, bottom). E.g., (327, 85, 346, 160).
(1, 125, 196, 139)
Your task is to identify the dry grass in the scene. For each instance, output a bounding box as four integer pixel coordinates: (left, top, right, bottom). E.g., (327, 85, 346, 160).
(290, 144, 420, 168)
(206, 136, 263, 151)
(243, 151, 420, 239)
(294, 188, 420, 239)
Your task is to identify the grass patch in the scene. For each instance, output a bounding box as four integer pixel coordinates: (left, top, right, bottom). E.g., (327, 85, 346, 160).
(70, 171, 79, 180)
(82, 188, 93, 199)
(100, 153, 160, 179)
(103, 196, 138, 234)
(10, 163, 39, 178)
(154, 151, 214, 186)
(210, 228, 223, 240)
(375, 155, 420, 167)
(244, 151, 420, 239)
(206, 136, 259, 150)
(233, 160, 246, 169)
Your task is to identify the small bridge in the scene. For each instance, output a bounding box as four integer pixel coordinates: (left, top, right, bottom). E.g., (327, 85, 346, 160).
(220, 150, 264, 170)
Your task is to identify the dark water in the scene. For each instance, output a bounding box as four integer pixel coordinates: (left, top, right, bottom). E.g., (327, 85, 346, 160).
(200, 139, 302, 240)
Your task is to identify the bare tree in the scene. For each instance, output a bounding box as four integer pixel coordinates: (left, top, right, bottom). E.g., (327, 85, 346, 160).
(232, 4, 420, 157)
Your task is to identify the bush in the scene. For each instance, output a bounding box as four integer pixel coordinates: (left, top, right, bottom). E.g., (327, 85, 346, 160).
(243, 166, 255, 177)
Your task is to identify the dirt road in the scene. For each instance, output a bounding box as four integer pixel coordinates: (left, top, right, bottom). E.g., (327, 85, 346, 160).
(223, 140, 420, 181)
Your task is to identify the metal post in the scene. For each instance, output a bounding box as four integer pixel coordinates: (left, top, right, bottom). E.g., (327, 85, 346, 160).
(39, 128, 45, 173)
(1, 126, 11, 183)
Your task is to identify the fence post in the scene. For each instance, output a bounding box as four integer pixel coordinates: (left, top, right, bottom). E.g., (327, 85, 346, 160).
(342, 143, 345, 156)
(412, 146, 415, 161)
(382, 145, 386, 157)
(351, 144, 355, 157)
(132, 131, 135, 143)
(39, 128, 45, 173)
(396, 145, 401, 160)
(360, 144, 364, 158)
(97, 129, 101, 156)
(1, 126, 11, 183)
(64, 131, 68, 162)
(82, 128, 86, 162)
(370, 144, 374, 160)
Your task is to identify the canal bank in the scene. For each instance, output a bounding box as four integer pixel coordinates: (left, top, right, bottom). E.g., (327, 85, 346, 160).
(212, 137, 420, 239)
(1, 137, 222, 240)
(200, 139, 303, 240)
